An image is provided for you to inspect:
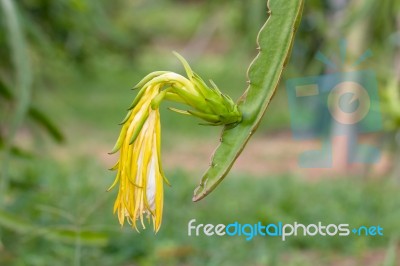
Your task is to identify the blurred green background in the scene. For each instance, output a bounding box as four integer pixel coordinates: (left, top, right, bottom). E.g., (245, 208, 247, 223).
(1, 0, 400, 265)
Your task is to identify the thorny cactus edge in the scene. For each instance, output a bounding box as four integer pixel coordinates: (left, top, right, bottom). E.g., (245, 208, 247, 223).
(108, 52, 242, 232)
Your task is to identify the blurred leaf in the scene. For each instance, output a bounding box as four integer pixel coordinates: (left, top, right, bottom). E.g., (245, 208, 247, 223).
(0, 78, 64, 143)
(0, 0, 32, 142)
(35, 204, 75, 222)
(44, 227, 108, 247)
(0, 208, 33, 233)
(28, 106, 64, 143)
(0, 78, 12, 99)
(0, 135, 33, 158)
(1, 0, 33, 197)
(0, 209, 108, 247)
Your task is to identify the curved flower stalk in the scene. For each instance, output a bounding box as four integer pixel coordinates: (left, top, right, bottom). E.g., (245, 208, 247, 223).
(191, 0, 304, 202)
(108, 53, 241, 232)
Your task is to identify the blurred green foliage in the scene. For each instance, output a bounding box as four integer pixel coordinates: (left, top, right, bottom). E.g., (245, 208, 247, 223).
(1, 155, 400, 265)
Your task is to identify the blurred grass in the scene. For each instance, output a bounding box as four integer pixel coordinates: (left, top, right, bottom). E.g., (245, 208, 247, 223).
(0, 154, 399, 265)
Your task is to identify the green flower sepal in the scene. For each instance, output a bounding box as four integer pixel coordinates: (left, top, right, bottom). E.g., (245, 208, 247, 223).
(133, 52, 242, 126)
